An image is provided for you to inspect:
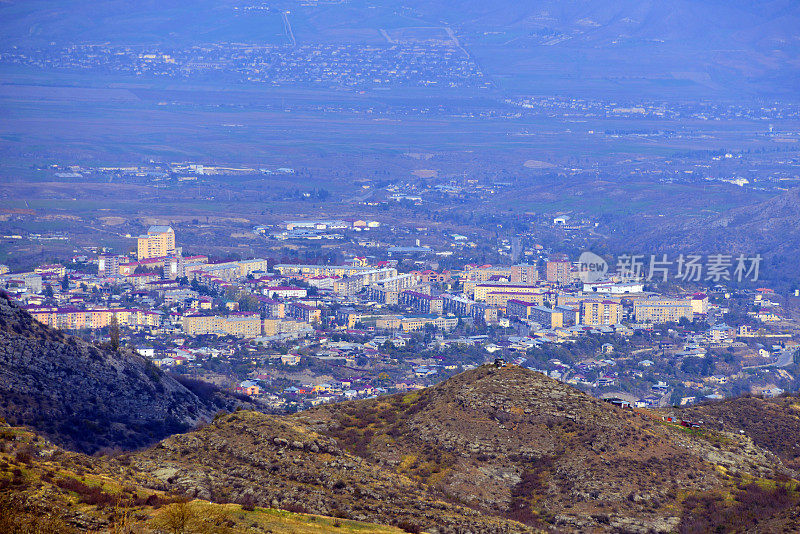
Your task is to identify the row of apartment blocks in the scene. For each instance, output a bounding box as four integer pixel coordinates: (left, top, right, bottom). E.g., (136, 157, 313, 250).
(24, 306, 162, 330)
(501, 292, 707, 328)
(275, 264, 400, 297)
(506, 300, 580, 328)
(505, 294, 624, 328)
(365, 273, 427, 305)
(180, 312, 314, 338)
(274, 263, 396, 278)
(399, 290, 443, 315)
(335, 308, 459, 333)
(102, 254, 272, 284)
(468, 282, 546, 302)
(440, 293, 499, 323)
(633, 296, 700, 323)
(465, 258, 639, 287)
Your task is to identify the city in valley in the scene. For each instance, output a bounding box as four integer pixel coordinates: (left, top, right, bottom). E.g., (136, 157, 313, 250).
(4, 219, 798, 413)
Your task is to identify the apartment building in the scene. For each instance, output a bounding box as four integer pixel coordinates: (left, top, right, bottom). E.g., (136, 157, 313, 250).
(634, 298, 693, 324)
(262, 318, 314, 337)
(259, 298, 285, 318)
(690, 293, 709, 314)
(400, 290, 444, 315)
(506, 299, 538, 319)
(581, 300, 623, 326)
(530, 306, 564, 329)
(35, 264, 66, 277)
(285, 302, 322, 323)
(486, 290, 546, 308)
(545, 260, 571, 285)
(463, 264, 538, 284)
(333, 276, 363, 296)
(400, 316, 458, 332)
(472, 283, 542, 302)
(441, 293, 475, 316)
(274, 264, 397, 279)
(98, 254, 122, 277)
(137, 225, 175, 260)
(181, 312, 261, 337)
(366, 285, 399, 305)
(27, 306, 161, 330)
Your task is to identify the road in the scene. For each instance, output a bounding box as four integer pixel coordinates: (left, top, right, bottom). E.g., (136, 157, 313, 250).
(282, 12, 296, 47)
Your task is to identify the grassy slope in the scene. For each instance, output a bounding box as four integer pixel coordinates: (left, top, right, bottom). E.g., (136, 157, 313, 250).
(0, 421, 402, 534)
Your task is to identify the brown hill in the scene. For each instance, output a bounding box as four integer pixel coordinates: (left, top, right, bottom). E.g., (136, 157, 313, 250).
(0, 419, 404, 534)
(299, 365, 791, 532)
(127, 364, 800, 533)
(0, 292, 246, 453)
(132, 410, 529, 533)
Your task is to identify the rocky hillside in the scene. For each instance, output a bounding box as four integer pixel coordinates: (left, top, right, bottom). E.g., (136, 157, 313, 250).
(127, 364, 800, 533)
(608, 186, 800, 287)
(299, 365, 796, 532)
(0, 420, 402, 534)
(672, 394, 800, 470)
(132, 410, 529, 533)
(0, 292, 245, 453)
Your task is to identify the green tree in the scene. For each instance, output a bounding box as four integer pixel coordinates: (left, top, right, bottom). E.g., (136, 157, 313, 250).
(61, 274, 69, 291)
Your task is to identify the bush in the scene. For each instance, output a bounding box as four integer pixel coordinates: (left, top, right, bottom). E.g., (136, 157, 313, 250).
(396, 519, 421, 533)
(238, 494, 256, 512)
(55, 477, 115, 508)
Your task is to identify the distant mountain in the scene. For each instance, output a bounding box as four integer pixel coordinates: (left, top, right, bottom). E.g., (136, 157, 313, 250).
(130, 365, 799, 532)
(610, 186, 800, 288)
(0, 292, 245, 453)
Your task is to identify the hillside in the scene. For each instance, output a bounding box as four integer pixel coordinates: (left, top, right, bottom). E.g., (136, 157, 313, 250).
(0, 292, 245, 453)
(673, 394, 800, 470)
(610, 186, 800, 287)
(299, 365, 793, 531)
(0, 420, 404, 533)
(125, 365, 800, 532)
(132, 410, 529, 533)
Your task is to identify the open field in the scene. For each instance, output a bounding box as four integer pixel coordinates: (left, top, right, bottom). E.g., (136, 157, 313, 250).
(1, 70, 797, 172)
